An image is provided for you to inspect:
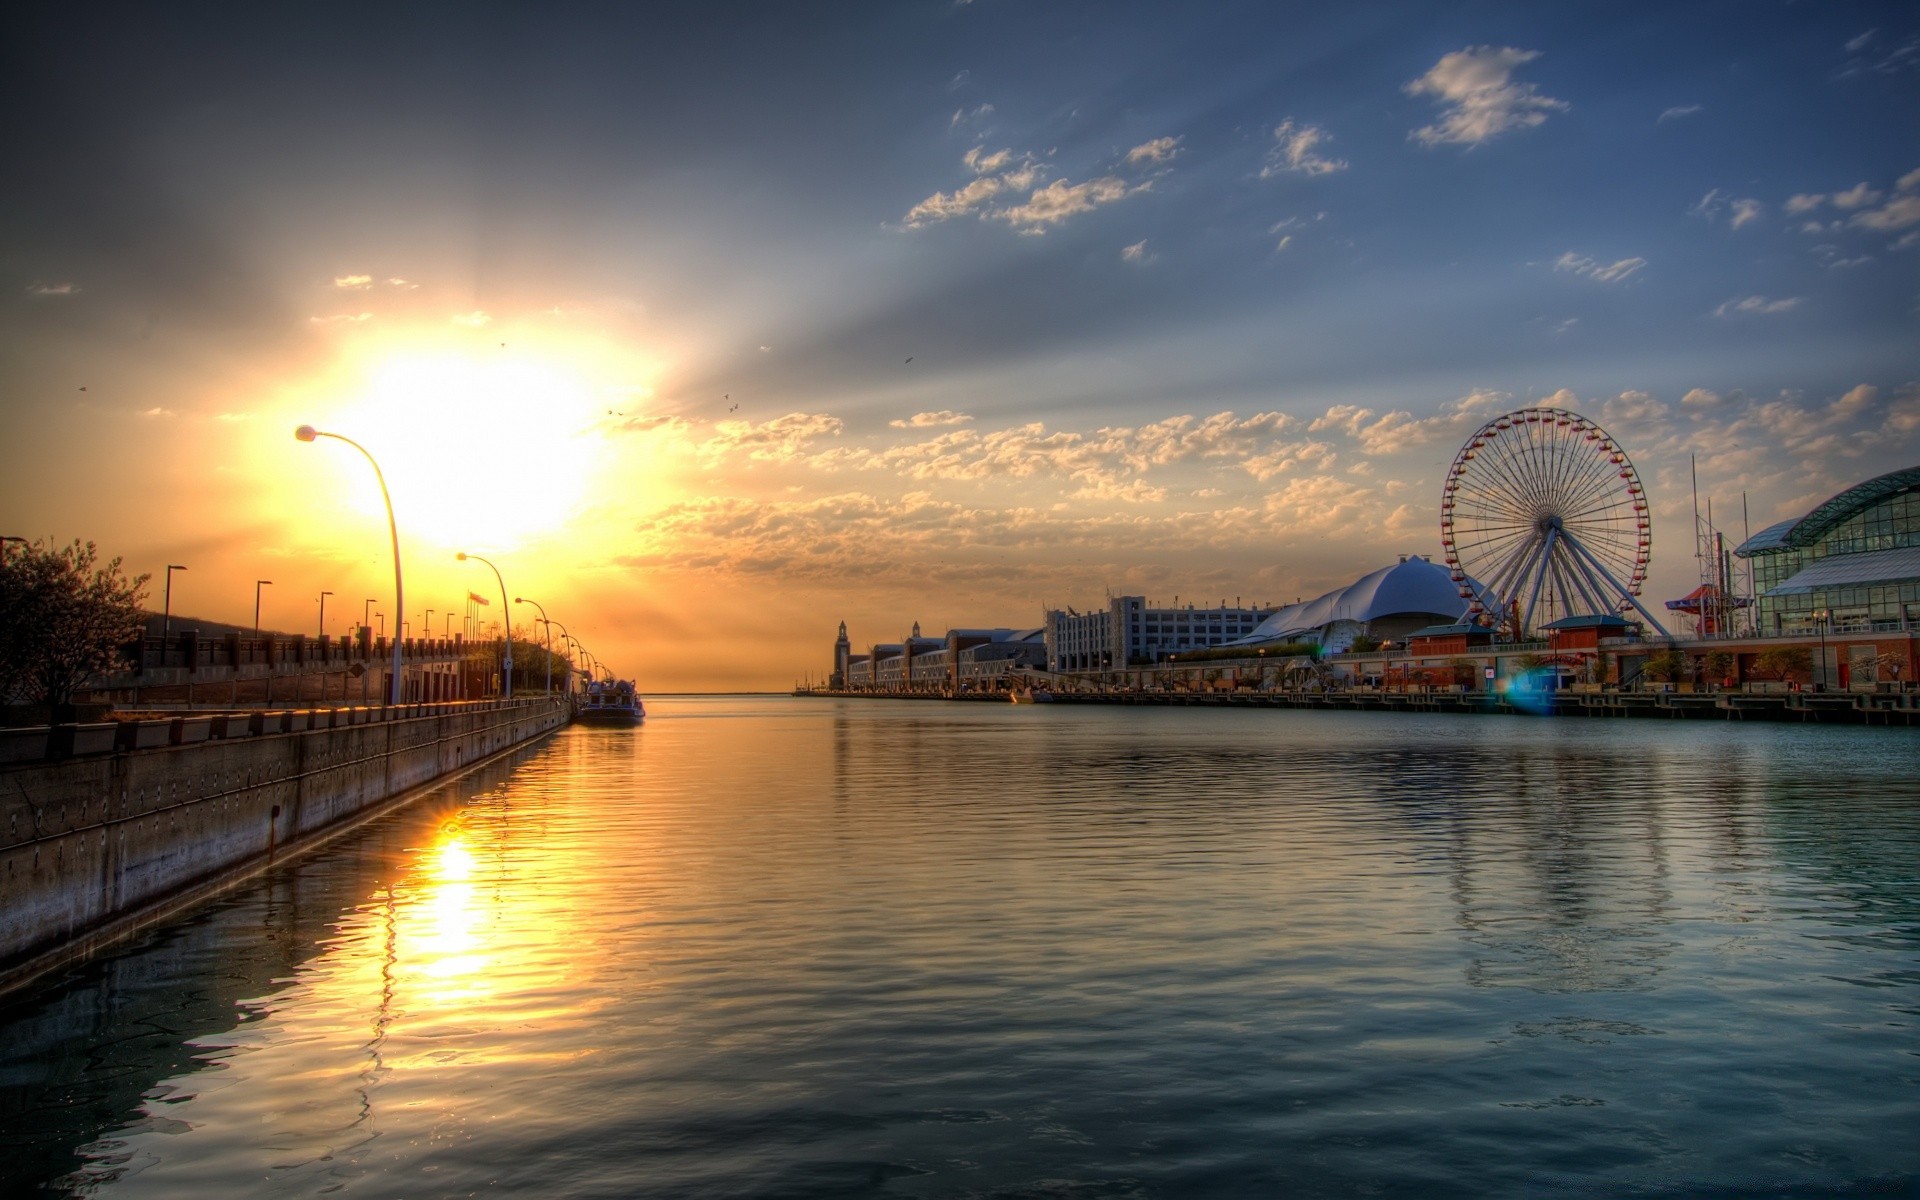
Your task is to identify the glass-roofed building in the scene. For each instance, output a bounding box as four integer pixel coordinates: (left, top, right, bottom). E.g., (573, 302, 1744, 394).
(1734, 465, 1920, 633)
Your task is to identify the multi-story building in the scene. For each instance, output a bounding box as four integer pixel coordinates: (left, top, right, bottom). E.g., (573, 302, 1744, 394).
(1736, 464, 1920, 634)
(835, 623, 1045, 691)
(1044, 597, 1274, 673)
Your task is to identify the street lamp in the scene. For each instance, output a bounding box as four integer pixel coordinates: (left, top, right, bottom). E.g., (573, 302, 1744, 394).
(254, 580, 272, 633)
(1813, 607, 1830, 691)
(163, 564, 187, 639)
(457, 552, 512, 699)
(318, 589, 333, 637)
(444, 612, 454, 638)
(364, 598, 376, 632)
(425, 609, 435, 642)
(296, 424, 404, 705)
(376, 613, 385, 638)
(515, 597, 553, 695)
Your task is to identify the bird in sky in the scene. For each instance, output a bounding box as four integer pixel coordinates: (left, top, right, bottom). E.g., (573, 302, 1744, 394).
(904, 357, 913, 364)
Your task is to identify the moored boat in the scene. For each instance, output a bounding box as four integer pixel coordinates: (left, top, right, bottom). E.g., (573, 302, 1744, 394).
(577, 679, 645, 726)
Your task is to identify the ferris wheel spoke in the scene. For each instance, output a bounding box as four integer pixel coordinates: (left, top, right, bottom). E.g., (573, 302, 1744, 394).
(1486, 533, 1545, 614)
(1560, 466, 1630, 522)
(1560, 527, 1672, 636)
(1477, 442, 1551, 518)
(1558, 541, 1615, 616)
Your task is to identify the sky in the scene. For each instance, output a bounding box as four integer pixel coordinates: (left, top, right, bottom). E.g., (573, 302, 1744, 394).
(2, 0, 1916, 690)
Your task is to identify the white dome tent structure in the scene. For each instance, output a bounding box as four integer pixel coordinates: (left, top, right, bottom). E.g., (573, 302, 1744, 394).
(1440, 406, 1670, 639)
(1228, 555, 1494, 653)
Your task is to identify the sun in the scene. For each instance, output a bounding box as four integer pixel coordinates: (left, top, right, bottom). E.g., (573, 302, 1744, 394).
(327, 349, 611, 547)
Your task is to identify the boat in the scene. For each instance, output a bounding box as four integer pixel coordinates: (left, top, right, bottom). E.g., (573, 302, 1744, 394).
(576, 678, 645, 726)
(1009, 684, 1054, 704)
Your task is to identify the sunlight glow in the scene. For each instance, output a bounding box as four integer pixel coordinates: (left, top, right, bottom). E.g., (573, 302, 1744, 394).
(330, 350, 611, 547)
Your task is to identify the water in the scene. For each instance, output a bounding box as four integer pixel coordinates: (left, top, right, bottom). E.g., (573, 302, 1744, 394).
(3, 697, 1918, 1198)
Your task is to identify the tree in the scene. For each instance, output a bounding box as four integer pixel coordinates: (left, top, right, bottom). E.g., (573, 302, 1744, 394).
(0, 539, 149, 714)
(1640, 649, 1688, 682)
(1753, 645, 1811, 681)
(1703, 650, 1735, 683)
(1348, 634, 1383, 653)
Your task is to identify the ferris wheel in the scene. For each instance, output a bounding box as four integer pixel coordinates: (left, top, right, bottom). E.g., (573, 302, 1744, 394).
(1440, 407, 1670, 637)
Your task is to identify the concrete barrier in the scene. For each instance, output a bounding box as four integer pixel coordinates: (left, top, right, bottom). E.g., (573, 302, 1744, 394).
(114, 721, 172, 751)
(0, 728, 48, 765)
(0, 698, 570, 996)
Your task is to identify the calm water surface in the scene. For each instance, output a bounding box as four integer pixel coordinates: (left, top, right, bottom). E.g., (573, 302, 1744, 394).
(3, 697, 1918, 1198)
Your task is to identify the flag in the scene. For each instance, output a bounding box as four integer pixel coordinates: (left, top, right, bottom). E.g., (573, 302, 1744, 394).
(469, 592, 490, 606)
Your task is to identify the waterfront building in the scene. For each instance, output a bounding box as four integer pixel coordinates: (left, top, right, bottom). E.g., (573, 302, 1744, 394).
(835, 624, 1045, 691)
(1735, 464, 1920, 634)
(1044, 597, 1275, 672)
(1227, 555, 1487, 654)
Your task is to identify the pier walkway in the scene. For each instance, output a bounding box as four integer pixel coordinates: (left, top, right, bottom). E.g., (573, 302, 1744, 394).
(798, 684, 1920, 725)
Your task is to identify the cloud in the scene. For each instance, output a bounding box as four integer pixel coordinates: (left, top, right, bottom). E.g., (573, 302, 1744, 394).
(387, 277, 419, 290)
(903, 150, 1044, 226)
(1851, 194, 1920, 232)
(1073, 478, 1169, 504)
(1713, 295, 1801, 317)
(615, 414, 690, 435)
(1265, 475, 1376, 525)
(1275, 234, 1292, 253)
(997, 176, 1143, 231)
(1657, 104, 1703, 123)
(1405, 47, 1568, 147)
(333, 274, 373, 289)
(1831, 182, 1884, 210)
(1307, 390, 1511, 456)
(25, 282, 78, 296)
(1552, 252, 1646, 283)
(618, 491, 1182, 582)
(1601, 389, 1668, 425)
(963, 145, 1016, 174)
(451, 310, 492, 327)
(1785, 193, 1825, 215)
(890, 411, 973, 429)
(1680, 388, 1722, 409)
(1121, 239, 1149, 263)
(700, 412, 844, 463)
(816, 410, 1313, 487)
(1125, 136, 1182, 166)
(1689, 189, 1763, 228)
(1261, 119, 1347, 175)
(1839, 31, 1918, 77)
(139, 406, 174, 418)
(310, 312, 373, 324)
(950, 103, 993, 127)
(214, 411, 251, 422)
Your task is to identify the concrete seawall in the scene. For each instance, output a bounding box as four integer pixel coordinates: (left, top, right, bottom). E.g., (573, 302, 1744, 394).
(0, 698, 570, 996)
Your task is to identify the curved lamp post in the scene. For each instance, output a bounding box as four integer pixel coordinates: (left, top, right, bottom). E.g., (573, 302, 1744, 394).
(254, 579, 272, 633)
(515, 597, 553, 695)
(163, 564, 187, 640)
(295, 425, 403, 705)
(457, 552, 512, 699)
(551, 626, 582, 693)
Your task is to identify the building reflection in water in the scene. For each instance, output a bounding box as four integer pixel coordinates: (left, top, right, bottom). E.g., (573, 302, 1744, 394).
(2, 705, 1914, 1197)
